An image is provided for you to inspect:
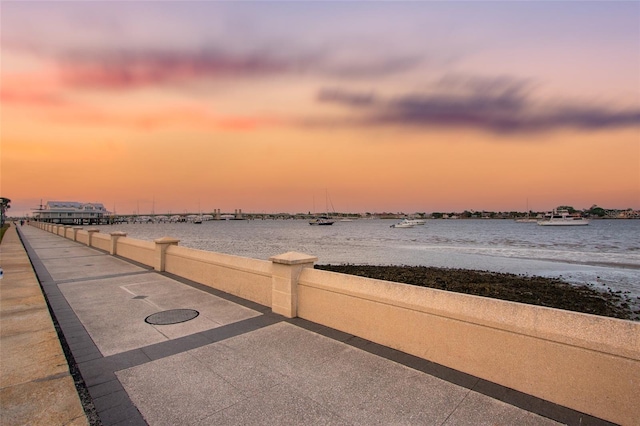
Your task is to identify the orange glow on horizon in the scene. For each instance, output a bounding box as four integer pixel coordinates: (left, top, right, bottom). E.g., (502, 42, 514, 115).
(3, 119, 638, 215)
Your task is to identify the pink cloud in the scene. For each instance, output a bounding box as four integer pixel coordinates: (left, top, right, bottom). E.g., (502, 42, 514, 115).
(25, 101, 281, 133)
(51, 47, 419, 90)
(0, 89, 67, 106)
(1, 71, 69, 106)
(58, 50, 291, 89)
(2, 68, 282, 132)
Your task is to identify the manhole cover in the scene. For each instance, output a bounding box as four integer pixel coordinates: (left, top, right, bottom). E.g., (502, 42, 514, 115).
(145, 309, 199, 325)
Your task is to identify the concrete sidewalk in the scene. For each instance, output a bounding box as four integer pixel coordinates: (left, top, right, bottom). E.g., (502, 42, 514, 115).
(0, 225, 87, 425)
(5, 225, 612, 425)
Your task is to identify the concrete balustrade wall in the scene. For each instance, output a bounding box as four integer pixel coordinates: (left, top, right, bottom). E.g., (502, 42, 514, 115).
(76, 230, 90, 245)
(296, 268, 639, 425)
(164, 245, 272, 307)
(28, 221, 640, 425)
(116, 238, 156, 267)
(90, 233, 111, 252)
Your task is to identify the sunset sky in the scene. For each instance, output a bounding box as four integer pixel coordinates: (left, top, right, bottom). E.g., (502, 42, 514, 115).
(2, 1, 639, 217)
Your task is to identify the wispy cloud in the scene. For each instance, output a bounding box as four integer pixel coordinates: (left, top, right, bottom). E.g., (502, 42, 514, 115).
(0, 72, 70, 106)
(315, 76, 640, 134)
(46, 106, 282, 132)
(317, 55, 422, 79)
(0, 89, 67, 106)
(58, 49, 292, 89)
(2, 79, 281, 132)
(48, 46, 421, 90)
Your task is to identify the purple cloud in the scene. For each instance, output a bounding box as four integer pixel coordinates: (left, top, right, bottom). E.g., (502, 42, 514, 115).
(318, 55, 422, 79)
(317, 88, 376, 106)
(315, 80, 640, 134)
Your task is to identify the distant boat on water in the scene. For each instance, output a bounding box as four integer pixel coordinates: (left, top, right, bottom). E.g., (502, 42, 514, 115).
(515, 215, 538, 223)
(516, 200, 538, 223)
(309, 216, 335, 226)
(309, 189, 335, 225)
(390, 221, 415, 228)
(390, 222, 414, 228)
(402, 218, 426, 225)
(193, 199, 203, 224)
(537, 210, 589, 226)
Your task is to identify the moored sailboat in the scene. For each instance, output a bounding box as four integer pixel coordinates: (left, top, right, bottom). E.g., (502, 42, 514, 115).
(309, 190, 335, 225)
(309, 216, 335, 226)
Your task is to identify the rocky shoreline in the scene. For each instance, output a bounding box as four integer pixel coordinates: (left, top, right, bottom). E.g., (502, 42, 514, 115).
(315, 264, 639, 321)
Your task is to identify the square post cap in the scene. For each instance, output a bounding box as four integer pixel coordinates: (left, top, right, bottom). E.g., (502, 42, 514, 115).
(154, 237, 180, 244)
(269, 251, 318, 265)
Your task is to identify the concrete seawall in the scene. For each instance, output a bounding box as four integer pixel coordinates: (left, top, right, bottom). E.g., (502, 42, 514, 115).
(31, 222, 640, 424)
(297, 268, 639, 425)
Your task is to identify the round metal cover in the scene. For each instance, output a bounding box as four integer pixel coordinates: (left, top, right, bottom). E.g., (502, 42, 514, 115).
(145, 309, 199, 325)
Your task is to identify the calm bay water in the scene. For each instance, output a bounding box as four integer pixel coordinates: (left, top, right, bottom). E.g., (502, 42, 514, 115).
(96, 219, 640, 304)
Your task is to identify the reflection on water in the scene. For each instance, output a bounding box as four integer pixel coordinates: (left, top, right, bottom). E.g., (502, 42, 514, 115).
(95, 219, 640, 302)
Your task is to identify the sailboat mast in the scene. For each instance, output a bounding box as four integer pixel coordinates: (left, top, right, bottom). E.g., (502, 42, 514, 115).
(325, 189, 328, 216)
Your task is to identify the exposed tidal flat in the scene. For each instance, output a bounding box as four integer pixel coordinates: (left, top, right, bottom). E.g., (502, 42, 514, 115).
(95, 218, 640, 320)
(315, 264, 637, 320)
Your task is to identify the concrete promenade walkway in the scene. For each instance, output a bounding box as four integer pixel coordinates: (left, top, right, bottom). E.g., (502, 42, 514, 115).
(1, 225, 87, 425)
(3, 225, 613, 425)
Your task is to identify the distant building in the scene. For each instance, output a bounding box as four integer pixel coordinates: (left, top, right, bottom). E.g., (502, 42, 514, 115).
(33, 201, 110, 224)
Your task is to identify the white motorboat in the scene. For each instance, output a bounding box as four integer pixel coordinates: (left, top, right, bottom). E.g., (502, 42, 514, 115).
(537, 210, 589, 226)
(402, 218, 426, 225)
(390, 221, 415, 228)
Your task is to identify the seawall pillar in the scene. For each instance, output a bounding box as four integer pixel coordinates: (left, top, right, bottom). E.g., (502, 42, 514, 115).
(269, 251, 317, 318)
(72, 227, 83, 242)
(154, 237, 180, 272)
(87, 229, 99, 247)
(109, 232, 127, 255)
